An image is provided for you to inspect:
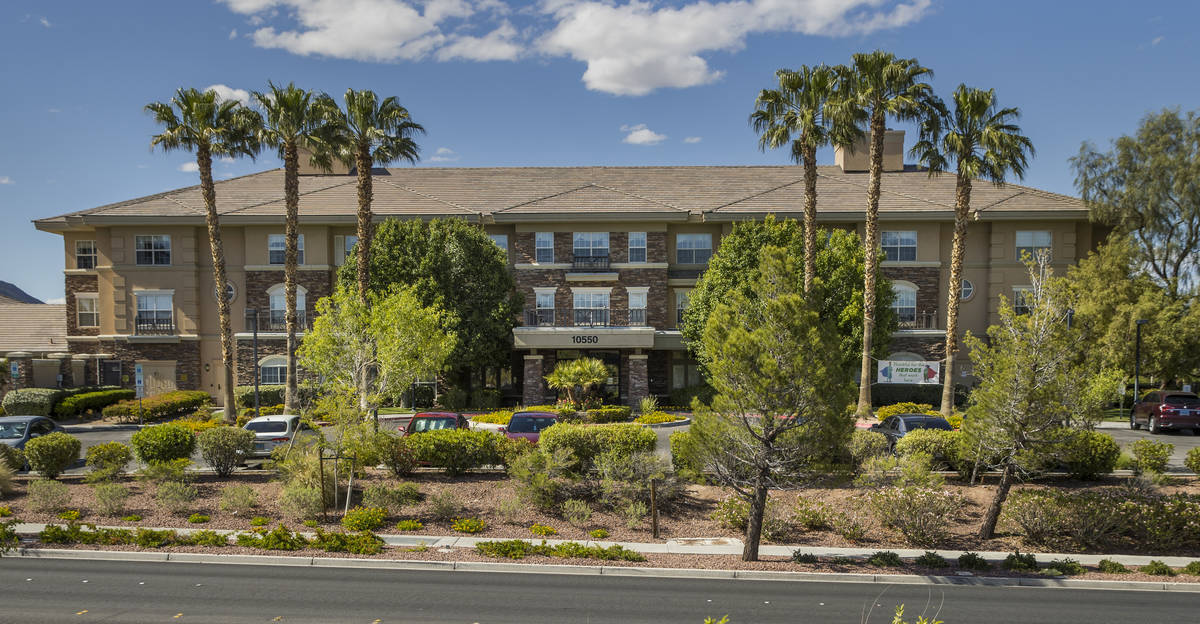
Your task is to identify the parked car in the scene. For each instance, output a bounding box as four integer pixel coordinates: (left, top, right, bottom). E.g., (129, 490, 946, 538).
(400, 412, 468, 436)
(0, 415, 66, 451)
(499, 411, 559, 444)
(870, 414, 953, 450)
(1131, 391, 1200, 434)
(242, 414, 315, 458)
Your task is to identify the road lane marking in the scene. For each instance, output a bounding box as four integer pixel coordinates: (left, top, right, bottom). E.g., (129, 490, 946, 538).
(76, 610, 88, 615)
(174, 614, 183, 619)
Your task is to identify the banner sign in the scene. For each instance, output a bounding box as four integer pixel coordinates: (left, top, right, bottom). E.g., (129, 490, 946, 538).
(878, 360, 940, 384)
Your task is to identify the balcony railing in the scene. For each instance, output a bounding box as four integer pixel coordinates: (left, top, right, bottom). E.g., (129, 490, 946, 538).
(574, 308, 610, 327)
(521, 307, 649, 328)
(134, 314, 175, 335)
(571, 254, 611, 272)
(265, 311, 308, 332)
(628, 308, 647, 326)
(897, 310, 940, 330)
(524, 308, 556, 327)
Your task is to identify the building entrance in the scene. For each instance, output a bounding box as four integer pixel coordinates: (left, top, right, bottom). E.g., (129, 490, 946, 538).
(554, 349, 621, 403)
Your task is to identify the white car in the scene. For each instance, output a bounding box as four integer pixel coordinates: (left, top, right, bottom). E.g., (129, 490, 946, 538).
(242, 414, 315, 458)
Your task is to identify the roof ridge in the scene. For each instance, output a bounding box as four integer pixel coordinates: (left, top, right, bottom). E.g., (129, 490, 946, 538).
(374, 177, 475, 214)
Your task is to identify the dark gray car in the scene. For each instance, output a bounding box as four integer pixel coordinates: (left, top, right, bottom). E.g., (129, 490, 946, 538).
(0, 415, 66, 450)
(870, 414, 953, 450)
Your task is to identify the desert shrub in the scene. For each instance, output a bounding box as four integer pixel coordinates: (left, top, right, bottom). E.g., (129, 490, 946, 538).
(0, 505, 10, 516)
(342, 506, 386, 531)
(362, 482, 421, 513)
(496, 497, 523, 525)
(1130, 439, 1173, 474)
(868, 486, 965, 548)
(1182, 561, 1200, 576)
(867, 551, 903, 567)
(589, 528, 609, 539)
(27, 479, 70, 512)
(123, 514, 142, 522)
(596, 451, 683, 510)
(472, 410, 513, 425)
(188, 513, 210, 524)
(156, 481, 198, 515)
(1097, 559, 1129, 574)
(792, 496, 831, 531)
(396, 519, 424, 531)
(0, 464, 13, 497)
(856, 453, 944, 489)
(539, 423, 656, 473)
(236, 525, 308, 551)
(1002, 550, 1038, 572)
(915, 551, 948, 568)
(1053, 429, 1120, 479)
(876, 402, 939, 420)
(303, 519, 318, 528)
(791, 551, 819, 564)
(496, 436, 536, 469)
(508, 448, 577, 512)
(24, 431, 81, 479)
(311, 529, 384, 555)
(1142, 560, 1175, 576)
(187, 530, 228, 547)
(85, 442, 132, 482)
(1048, 557, 1085, 575)
(102, 390, 211, 423)
(452, 517, 486, 533)
(92, 482, 130, 516)
(848, 429, 889, 467)
(54, 389, 136, 418)
(1002, 489, 1066, 546)
(270, 438, 333, 496)
(633, 411, 681, 425)
(669, 429, 704, 481)
(219, 484, 258, 516)
(958, 552, 991, 571)
(131, 423, 196, 464)
(196, 426, 255, 477)
(530, 523, 557, 536)
(407, 429, 503, 475)
(58, 509, 81, 521)
(1120, 492, 1200, 552)
(475, 539, 645, 562)
(830, 511, 867, 542)
(250, 516, 270, 526)
(428, 490, 465, 521)
(585, 406, 632, 424)
(562, 498, 592, 525)
(0, 445, 25, 472)
(1186, 448, 1200, 475)
(378, 435, 417, 477)
(138, 458, 190, 485)
(2, 388, 68, 417)
(894, 429, 963, 470)
(279, 484, 323, 520)
(709, 496, 789, 541)
(621, 501, 648, 529)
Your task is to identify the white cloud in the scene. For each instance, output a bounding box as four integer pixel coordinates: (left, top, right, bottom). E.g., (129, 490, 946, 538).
(0, 176, 13, 185)
(436, 21, 522, 61)
(683, 136, 702, 144)
(39, 16, 51, 27)
(428, 147, 460, 162)
(179, 162, 200, 173)
(229, 28, 239, 39)
(621, 124, 666, 146)
(46, 297, 65, 305)
(1152, 36, 1164, 46)
(205, 83, 252, 106)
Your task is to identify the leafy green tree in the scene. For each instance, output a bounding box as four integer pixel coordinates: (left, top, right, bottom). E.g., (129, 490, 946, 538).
(833, 50, 935, 416)
(910, 85, 1034, 415)
(146, 88, 262, 420)
(339, 217, 522, 384)
(682, 216, 895, 377)
(298, 285, 456, 414)
(965, 254, 1120, 539)
(252, 82, 342, 411)
(690, 247, 854, 561)
(750, 64, 858, 292)
(325, 89, 424, 302)
(544, 358, 609, 409)
(1072, 108, 1200, 299)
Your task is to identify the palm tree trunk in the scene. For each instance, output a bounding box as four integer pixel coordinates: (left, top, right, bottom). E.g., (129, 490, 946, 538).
(856, 111, 886, 417)
(197, 143, 236, 422)
(741, 470, 770, 561)
(941, 173, 971, 416)
(354, 140, 373, 305)
(801, 141, 818, 294)
(283, 140, 300, 413)
(978, 462, 1014, 539)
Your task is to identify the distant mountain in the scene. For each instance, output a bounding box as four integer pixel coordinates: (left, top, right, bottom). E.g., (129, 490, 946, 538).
(0, 281, 44, 304)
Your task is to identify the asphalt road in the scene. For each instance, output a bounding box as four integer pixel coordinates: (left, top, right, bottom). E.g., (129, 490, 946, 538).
(1106, 427, 1199, 471)
(3, 558, 1196, 624)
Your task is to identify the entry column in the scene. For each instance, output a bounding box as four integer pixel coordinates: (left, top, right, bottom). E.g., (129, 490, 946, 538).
(627, 353, 648, 407)
(522, 354, 544, 406)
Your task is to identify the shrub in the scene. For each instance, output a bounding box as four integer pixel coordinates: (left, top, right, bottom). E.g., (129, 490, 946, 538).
(562, 498, 592, 525)
(378, 435, 417, 478)
(0, 505, 10, 516)
(279, 484, 323, 521)
(472, 410, 513, 425)
(24, 431, 81, 479)
(621, 501, 648, 529)
(138, 458, 190, 485)
(867, 551, 903, 567)
(849, 429, 889, 467)
(958, 552, 991, 571)
(342, 506, 386, 531)
(396, 519, 424, 531)
(362, 482, 421, 513)
(123, 514, 142, 522)
(0, 463, 13, 497)
(93, 482, 130, 516)
(669, 429, 704, 480)
(855, 453, 944, 489)
(539, 423, 656, 473)
(530, 523, 557, 536)
(792, 496, 831, 531)
(496, 436, 536, 469)
(668, 383, 715, 407)
(585, 406, 632, 424)
(2, 388, 68, 417)
(429, 490, 465, 521)
(1130, 439, 1173, 474)
(236, 525, 308, 551)
(1142, 560, 1175, 576)
(54, 389, 136, 418)
(915, 551, 948, 568)
(1002, 550, 1038, 572)
(250, 516, 270, 526)
(0, 444, 25, 472)
(1001, 489, 1066, 546)
(709, 496, 789, 541)
(596, 451, 683, 511)
(1054, 429, 1120, 479)
(791, 551, 819, 564)
(831, 512, 867, 542)
(311, 529, 384, 555)
(219, 484, 258, 516)
(196, 426, 255, 477)
(407, 429, 503, 475)
(1048, 558, 1085, 575)
(868, 486, 965, 548)
(156, 481, 198, 515)
(1097, 559, 1129, 574)
(1182, 561, 1200, 576)
(234, 385, 287, 408)
(131, 423, 196, 464)
(496, 497, 523, 525)
(28, 478, 70, 512)
(85, 442, 132, 481)
(58, 510, 81, 521)
(638, 396, 659, 415)
(452, 517, 486, 533)
(876, 402, 939, 420)
(589, 528, 609, 539)
(633, 411, 681, 425)
(102, 390, 211, 423)
(475, 539, 645, 562)
(1186, 448, 1200, 475)
(894, 429, 963, 470)
(187, 530, 228, 547)
(439, 387, 468, 411)
(188, 513, 210, 524)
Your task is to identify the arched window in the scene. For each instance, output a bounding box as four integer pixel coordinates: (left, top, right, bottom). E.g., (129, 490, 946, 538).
(887, 351, 924, 362)
(960, 279, 975, 301)
(891, 282, 917, 325)
(259, 355, 287, 385)
(266, 284, 306, 330)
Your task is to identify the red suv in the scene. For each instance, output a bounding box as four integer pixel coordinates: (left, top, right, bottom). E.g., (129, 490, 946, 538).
(1131, 391, 1200, 434)
(399, 412, 467, 436)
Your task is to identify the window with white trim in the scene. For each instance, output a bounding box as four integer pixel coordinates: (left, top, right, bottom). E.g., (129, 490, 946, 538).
(76, 240, 97, 269)
(533, 287, 556, 326)
(1016, 230, 1051, 260)
(76, 294, 99, 328)
(135, 235, 171, 266)
(627, 287, 648, 326)
(344, 235, 358, 261)
(675, 289, 691, 327)
(1012, 287, 1033, 315)
(676, 233, 712, 264)
(572, 232, 609, 257)
(573, 289, 610, 326)
(489, 234, 508, 251)
(135, 292, 173, 329)
(268, 234, 304, 265)
(259, 355, 287, 385)
(628, 232, 647, 263)
(267, 284, 307, 329)
(891, 283, 917, 324)
(535, 232, 554, 263)
(881, 231, 918, 262)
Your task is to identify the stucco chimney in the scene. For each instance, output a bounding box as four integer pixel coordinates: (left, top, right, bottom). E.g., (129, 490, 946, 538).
(835, 129, 905, 173)
(296, 146, 352, 175)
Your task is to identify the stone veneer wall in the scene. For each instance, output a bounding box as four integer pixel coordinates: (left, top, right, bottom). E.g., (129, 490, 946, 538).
(512, 231, 667, 266)
(244, 269, 334, 325)
(64, 274, 100, 336)
(514, 269, 670, 327)
(888, 336, 945, 360)
(67, 339, 200, 391)
(881, 266, 940, 316)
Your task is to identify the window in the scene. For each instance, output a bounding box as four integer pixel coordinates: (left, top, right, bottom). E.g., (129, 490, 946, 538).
(628, 232, 647, 263)
(573, 232, 609, 257)
(535, 232, 554, 263)
(1012, 287, 1033, 315)
(489, 234, 508, 251)
(135, 235, 171, 266)
(76, 294, 99, 328)
(573, 290, 610, 326)
(892, 283, 917, 324)
(1016, 230, 1051, 260)
(675, 290, 690, 327)
(259, 355, 287, 385)
(268, 234, 305, 265)
(135, 292, 173, 331)
(881, 230, 918, 262)
(268, 285, 307, 329)
(676, 233, 712, 264)
(344, 235, 358, 261)
(671, 352, 703, 390)
(75, 240, 97, 269)
(960, 279, 975, 301)
(533, 288, 555, 326)
(628, 287, 648, 326)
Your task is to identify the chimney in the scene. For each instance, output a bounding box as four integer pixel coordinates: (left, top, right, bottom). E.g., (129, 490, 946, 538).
(296, 146, 352, 175)
(835, 129, 905, 173)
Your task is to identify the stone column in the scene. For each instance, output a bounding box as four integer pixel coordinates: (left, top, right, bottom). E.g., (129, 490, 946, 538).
(523, 354, 544, 406)
(6, 352, 31, 391)
(627, 354, 648, 407)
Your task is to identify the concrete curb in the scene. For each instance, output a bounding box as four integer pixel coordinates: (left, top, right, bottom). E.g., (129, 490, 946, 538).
(7, 548, 1198, 592)
(639, 417, 691, 429)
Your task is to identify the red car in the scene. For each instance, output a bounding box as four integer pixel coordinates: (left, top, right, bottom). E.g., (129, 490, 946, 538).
(1131, 391, 1200, 434)
(399, 412, 468, 436)
(499, 411, 559, 444)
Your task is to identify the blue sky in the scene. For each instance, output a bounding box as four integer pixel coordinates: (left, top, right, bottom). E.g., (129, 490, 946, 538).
(2, 0, 1197, 303)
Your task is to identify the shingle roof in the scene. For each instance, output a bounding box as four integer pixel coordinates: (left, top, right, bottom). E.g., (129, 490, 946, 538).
(35, 165, 1086, 227)
(0, 304, 67, 355)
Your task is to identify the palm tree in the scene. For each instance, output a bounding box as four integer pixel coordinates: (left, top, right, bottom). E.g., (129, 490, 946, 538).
(252, 82, 341, 413)
(911, 85, 1034, 416)
(834, 51, 934, 417)
(147, 88, 261, 421)
(328, 89, 424, 303)
(544, 358, 610, 410)
(750, 64, 860, 293)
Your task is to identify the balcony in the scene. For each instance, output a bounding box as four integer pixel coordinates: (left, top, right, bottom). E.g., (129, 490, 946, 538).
(897, 310, 940, 330)
(521, 308, 648, 328)
(265, 311, 308, 332)
(571, 254, 610, 272)
(524, 308, 556, 327)
(134, 315, 175, 335)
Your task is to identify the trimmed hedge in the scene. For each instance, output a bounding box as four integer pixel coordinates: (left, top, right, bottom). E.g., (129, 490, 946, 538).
(894, 429, 964, 470)
(131, 423, 197, 464)
(583, 406, 632, 423)
(235, 385, 283, 408)
(102, 391, 211, 423)
(24, 431, 81, 479)
(871, 383, 969, 408)
(2, 388, 69, 417)
(54, 389, 136, 418)
(407, 429, 506, 476)
(540, 423, 656, 472)
(472, 410, 514, 425)
(876, 402, 939, 420)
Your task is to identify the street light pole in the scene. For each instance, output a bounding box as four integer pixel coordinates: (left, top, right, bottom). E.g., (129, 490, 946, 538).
(246, 308, 261, 419)
(1134, 319, 1148, 406)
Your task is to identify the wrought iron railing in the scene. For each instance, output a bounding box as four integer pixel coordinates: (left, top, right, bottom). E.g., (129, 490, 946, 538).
(896, 310, 939, 330)
(571, 254, 611, 272)
(266, 311, 308, 331)
(134, 315, 175, 335)
(524, 308, 556, 327)
(521, 308, 650, 328)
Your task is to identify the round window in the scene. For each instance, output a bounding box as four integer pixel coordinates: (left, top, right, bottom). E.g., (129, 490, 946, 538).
(960, 279, 975, 301)
(214, 282, 237, 303)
